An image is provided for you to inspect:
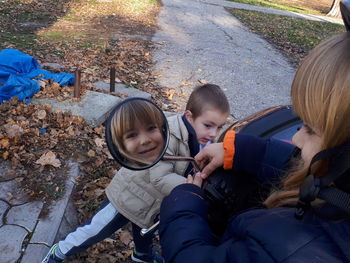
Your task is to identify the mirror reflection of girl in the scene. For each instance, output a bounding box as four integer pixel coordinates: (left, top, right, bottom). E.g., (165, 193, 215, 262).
(111, 99, 165, 167)
(41, 100, 166, 263)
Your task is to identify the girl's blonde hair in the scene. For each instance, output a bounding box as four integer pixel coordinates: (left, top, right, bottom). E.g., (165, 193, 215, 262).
(111, 99, 165, 166)
(265, 32, 350, 208)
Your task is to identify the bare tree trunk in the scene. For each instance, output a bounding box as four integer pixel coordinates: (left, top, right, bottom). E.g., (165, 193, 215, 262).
(328, 0, 341, 17)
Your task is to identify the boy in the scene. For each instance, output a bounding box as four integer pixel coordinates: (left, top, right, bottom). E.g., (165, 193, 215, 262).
(42, 84, 229, 263)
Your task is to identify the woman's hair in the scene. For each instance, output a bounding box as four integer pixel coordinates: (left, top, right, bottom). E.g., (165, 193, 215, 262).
(111, 99, 165, 166)
(186, 84, 230, 119)
(265, 32, 350, 208)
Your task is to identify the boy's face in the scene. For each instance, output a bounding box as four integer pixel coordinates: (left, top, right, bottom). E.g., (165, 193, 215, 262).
(186, 109, 228, 145)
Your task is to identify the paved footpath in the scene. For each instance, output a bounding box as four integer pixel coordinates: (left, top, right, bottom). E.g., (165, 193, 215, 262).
(152, 0, 342, 119)
(0, 161, 79, 263)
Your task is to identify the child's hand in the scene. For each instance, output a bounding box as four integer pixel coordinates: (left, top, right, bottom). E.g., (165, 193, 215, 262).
(186, 173, 203, 188)
(195, 143, 225, 177)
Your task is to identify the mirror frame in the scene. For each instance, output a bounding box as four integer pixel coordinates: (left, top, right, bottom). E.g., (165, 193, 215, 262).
(105, 97, 170, 170)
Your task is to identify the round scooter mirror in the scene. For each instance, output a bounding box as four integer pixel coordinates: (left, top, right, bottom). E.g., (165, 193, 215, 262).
(105, 97, 169, 170)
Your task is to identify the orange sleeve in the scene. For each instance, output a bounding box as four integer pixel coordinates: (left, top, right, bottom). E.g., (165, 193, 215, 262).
(223, 130, 235, 170)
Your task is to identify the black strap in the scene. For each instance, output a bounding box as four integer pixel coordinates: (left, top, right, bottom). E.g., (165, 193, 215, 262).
(295, 142, 350, 219)
(318, 187, 350, 213)
(319, 142, 350, 186)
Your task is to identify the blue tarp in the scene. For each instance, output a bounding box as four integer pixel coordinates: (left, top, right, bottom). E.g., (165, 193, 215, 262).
(0, 49, 74, 103)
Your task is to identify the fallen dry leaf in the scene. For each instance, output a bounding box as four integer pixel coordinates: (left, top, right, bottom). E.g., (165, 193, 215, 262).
(166, 90, 175, 100)
(36, 109, 47, 120)
(0, 138, 10, 148)
(15, 177, 24, 182)
(87, 150, 96, 157)
(4, 124, 24, 138)
(94, 138, 105, 147)
(35, 151, 62, 168)
(118, 229, 133, 246)
(94, 126, 104, 135)
(2, 151, 9, 160)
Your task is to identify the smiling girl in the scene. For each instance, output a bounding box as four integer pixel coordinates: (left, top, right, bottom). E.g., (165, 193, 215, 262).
(111, 99, 165, 166)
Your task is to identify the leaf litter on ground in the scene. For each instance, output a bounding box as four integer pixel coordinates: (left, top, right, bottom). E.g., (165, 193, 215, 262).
(0, 0, 173, 262)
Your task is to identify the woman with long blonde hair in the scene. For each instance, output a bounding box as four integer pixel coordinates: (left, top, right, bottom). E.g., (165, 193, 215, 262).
(265, 32, 350, 208)
(159, 33, 350, 262)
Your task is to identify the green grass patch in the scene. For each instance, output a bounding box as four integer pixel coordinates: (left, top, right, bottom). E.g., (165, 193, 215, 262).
(40, 31, 110, 49)
(228, 8, 345, 63)
(86, 200, 102, 212)
(17, 11, 53, 23)
(39, 30, 73, 41)
(41, 182, 66, 200)
(0, 33, 38, 50)
(228, 0, 325, 15)
(63, 9, 80, 21)
(0, 8, 12, 15)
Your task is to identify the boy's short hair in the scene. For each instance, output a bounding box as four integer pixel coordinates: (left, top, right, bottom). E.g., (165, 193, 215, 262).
(186, 84, 230, 119)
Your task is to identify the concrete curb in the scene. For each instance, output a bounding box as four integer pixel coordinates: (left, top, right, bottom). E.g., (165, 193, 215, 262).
(33, 84, 153, 127)
(32, 90, 122, 127)
(20, 162, 79, 263)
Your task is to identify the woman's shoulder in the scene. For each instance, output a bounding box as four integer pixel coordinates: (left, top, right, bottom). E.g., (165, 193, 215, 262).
(225, 207, 350, 262)
(228, 207, 350, 235)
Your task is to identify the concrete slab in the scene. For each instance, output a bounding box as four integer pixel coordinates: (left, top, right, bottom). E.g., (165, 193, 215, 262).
(0, 161, 17, 182)
(41, 62, 66, 72)
(32, 90, 122, 127)
(0, 225, 28, 263)
(0, 200, 9, 226)
(20, 243, 48, 263)
(7, 202, 43, 232)
(0, 180, 28, 205)
(93, 81, 152, 100)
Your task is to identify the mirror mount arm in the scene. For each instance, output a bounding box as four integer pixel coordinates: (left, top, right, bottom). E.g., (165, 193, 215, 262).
(162, 155, 201, 173)
(140, 221, 159, 236)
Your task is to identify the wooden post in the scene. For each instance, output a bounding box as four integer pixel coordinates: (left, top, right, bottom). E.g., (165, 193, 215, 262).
(74, 69, 81, 98)
(110, 67, 115, 92)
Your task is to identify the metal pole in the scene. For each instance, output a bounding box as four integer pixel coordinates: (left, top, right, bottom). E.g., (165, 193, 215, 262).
(110, 67, 115, 92)
(141, 221, 159, 236)
(74, 69, 81, 98)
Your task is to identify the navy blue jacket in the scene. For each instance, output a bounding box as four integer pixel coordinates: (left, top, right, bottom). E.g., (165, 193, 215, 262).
(159, 134, 350, 262)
